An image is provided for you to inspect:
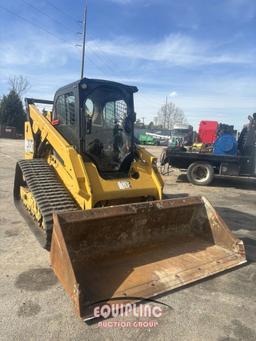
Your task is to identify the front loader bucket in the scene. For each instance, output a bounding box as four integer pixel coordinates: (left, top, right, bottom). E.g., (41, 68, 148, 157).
(50, 196, 246, 320)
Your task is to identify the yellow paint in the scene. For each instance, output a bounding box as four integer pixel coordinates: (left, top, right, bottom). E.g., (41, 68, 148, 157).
(24, 104, 164, 210)
(46, 111, 52, 122)
(24, 121, 34, 160)
(20, 186, 42, 222)
(192, 143, 205, 152)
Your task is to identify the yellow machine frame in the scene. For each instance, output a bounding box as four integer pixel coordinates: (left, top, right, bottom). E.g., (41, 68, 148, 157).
(25, 104, 164, 210)
(20, 186, 42, 222)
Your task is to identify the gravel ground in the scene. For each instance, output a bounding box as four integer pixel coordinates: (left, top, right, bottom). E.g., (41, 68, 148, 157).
(0, 140, 255, 341)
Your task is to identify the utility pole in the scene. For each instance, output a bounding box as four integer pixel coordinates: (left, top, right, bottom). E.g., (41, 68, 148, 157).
(164, 95, 168, 129)
(81, 2, 87, 79)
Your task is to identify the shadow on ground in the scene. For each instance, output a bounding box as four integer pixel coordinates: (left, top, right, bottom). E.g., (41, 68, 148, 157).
(164, 193, 189, 199)
(176, 173, 256, 190)
(216, 207, 256, 262)
(216, 207, 256, 232)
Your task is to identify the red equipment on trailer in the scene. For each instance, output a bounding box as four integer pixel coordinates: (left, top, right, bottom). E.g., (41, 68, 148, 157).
(198, 120, 218, 144)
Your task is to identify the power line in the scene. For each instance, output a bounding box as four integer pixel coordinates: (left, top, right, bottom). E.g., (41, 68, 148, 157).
(43, 0, 136, 78)
(44, 0, 79, 23)
(32, 0, 119, 74)
(0, 4, 108, 77)
(0, 4, 67, 42)
(87, 42, 117, 74)
(86, 45, 117, 74)
(19, 0, 118, 75)
(80, 3, 87, 79)
(20, 0, 74, 33)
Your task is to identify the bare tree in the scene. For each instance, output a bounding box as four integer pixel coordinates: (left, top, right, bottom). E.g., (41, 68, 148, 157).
(156, 102, 187, 129)
(8, 75, 30, 97)
(153, 116, 158, 127)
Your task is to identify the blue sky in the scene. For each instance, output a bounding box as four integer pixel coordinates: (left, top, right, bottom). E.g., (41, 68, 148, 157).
(0, 0, 255, 130)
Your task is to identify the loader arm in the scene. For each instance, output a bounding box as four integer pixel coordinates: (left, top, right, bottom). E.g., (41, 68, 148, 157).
(26, 103, 93, 209)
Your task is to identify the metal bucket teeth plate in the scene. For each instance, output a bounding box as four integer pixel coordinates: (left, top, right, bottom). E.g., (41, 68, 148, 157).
(50, 196, 246, 319)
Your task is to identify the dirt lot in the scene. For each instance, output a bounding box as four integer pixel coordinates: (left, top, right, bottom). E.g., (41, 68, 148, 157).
(0, 140, 255, 341)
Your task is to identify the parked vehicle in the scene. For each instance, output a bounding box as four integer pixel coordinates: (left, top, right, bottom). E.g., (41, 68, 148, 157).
(170, 124, 194, 147)
(145, 132, 170, 145)
(139, 134, 156, 145)
(162, 115, 256, 186)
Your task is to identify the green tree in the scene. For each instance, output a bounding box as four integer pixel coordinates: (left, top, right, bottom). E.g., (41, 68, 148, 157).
(148, 121, 154, 130)
(0, 90, 26, 133)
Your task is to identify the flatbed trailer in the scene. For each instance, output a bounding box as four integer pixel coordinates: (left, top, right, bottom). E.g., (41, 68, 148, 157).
(162, 149, 256, 186)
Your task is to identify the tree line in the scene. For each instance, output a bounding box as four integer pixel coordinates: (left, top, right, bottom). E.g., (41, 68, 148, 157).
(0, 76, 29, 134)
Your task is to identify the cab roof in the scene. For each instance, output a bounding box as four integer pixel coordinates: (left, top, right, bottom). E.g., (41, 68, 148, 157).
(56, 77, 138, 95)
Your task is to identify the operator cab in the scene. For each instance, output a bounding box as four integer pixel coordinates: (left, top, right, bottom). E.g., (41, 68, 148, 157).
(53, 78, 138, 178)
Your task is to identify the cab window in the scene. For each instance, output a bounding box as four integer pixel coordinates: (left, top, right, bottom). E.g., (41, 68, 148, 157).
(55, 93, 76, 125)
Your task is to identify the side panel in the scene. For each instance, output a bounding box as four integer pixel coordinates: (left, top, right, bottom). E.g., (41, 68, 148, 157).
(49, 147, 163, 209)
(24, 121, 34, 159)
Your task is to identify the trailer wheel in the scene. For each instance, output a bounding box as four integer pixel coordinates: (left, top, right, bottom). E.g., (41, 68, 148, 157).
(187, 162, 214, 186)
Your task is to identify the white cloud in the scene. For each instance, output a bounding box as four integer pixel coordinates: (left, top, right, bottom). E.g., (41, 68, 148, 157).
(0, 25, 255, 132)
(88, 34, 254, 66)
(0, 36, 79, 67)
(169, 91, 178, 98)
(1, 28, 254, 86)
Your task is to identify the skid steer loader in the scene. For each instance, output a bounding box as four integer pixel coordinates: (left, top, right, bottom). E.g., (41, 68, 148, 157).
(14, 78, 246, 319)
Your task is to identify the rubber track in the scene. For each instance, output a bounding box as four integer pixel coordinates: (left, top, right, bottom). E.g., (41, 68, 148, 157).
(15, 159, 79, 249)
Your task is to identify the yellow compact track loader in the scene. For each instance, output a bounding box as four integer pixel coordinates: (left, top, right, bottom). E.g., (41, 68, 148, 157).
(14, 78, 246, 319)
